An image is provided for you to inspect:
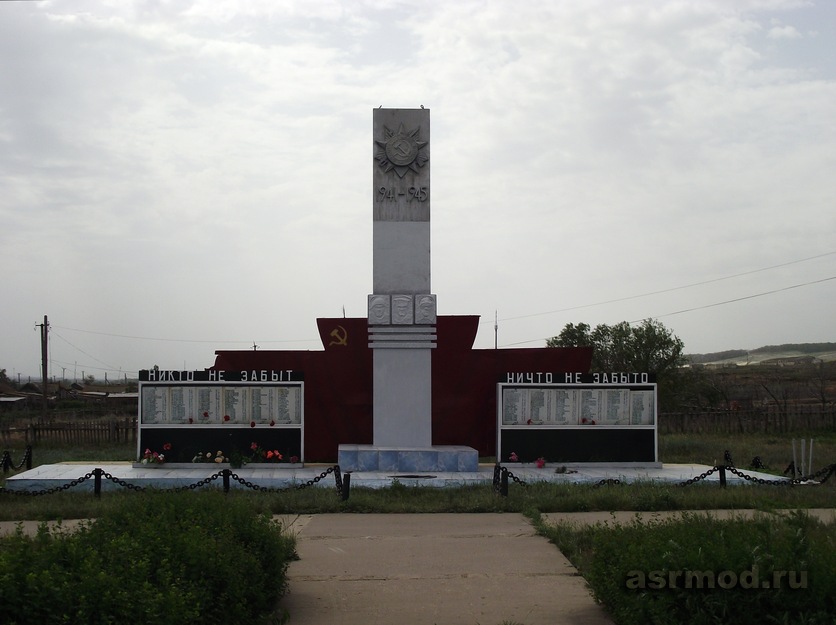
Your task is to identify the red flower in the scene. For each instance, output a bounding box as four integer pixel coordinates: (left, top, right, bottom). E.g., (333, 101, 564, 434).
(581, 418, 588, 424)
(526, 419, 532, 425)
(223, 415, 230, 422)
(203, 411, 209, 418)
(269, 420, 275, 427)
(250, 442, 259, 451)
(290, 455, 299, 463)
(163, 443, 172, 451)
(188, 417, 194, 424)
(250, 421, 256, 428)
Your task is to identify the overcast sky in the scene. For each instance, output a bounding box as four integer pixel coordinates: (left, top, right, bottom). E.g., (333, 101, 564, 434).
(2, 0, 835, 381)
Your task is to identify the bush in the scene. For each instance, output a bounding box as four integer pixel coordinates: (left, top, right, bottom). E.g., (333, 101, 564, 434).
(545, 511, 835, 625)
(0, 490, 297, 624)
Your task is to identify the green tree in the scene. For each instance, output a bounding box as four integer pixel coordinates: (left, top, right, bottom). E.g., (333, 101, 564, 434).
(547, 319, 687, 410)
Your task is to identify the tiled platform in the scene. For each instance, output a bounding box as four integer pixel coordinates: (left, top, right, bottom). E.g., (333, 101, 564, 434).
(337, 444, 479, 472)
(2, 462, 792, 492)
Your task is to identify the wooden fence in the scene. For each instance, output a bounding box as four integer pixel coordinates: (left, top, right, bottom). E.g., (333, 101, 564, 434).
(0, 417, 137, 446)
(660, 406, 836, 434)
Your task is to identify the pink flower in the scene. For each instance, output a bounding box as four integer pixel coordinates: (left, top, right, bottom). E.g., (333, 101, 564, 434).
(163, 443, 172, 451)
(250, 442, 259, 451)
(509, 452, 519, 462)
(223, 415, 230, 422)
(535, 457, 546, 469)
(290, 455, 299, 463)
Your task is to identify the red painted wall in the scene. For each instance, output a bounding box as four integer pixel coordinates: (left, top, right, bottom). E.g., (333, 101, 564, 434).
(212, 316, 591, 462)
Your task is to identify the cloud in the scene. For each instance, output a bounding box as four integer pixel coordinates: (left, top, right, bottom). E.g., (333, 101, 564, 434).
(768, 24, 803, 39)
(1, 0, 835, 378)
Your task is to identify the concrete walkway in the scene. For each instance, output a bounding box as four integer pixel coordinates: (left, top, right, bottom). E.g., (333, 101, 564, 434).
(278, 513, 613, 625)
(542, 507, 836, 526)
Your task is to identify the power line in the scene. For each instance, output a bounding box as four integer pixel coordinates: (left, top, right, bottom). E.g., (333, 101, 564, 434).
(486, 250, 836, 325)
(51, 325, 318, 345)
(49, 358, 132, 377)
(633, 275, 836, 322)
(500, 274, 836, 347)
(50, 331, 120, 372)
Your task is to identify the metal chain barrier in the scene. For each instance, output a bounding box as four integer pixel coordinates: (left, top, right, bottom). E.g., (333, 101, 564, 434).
(677, 465, 721, 487)
(1, 446, 33, 473)
(0, 471, 96, 497)
(675, 462, 836, 487)
(2, 460, 831, 498)
(0, 465, 350, 500)
(493, 464, 528, 496)
(227, 465, 345, 497)
(99, 470, 226, 493)
(729, 463, 836, 486)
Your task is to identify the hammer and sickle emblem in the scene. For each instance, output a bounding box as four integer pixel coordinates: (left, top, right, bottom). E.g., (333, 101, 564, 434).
(329, 325, 348, 347)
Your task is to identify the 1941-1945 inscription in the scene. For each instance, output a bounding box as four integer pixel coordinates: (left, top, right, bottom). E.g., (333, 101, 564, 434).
(373, 111, 430, 222)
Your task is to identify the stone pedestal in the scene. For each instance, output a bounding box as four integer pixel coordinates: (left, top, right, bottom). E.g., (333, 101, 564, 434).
(338, 444, 478, 473)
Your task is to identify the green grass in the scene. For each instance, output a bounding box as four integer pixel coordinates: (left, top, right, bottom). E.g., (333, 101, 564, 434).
(0, 490, 297, 625)
(660, 431, 836, 475)
(1, 479, 834, 523)
(536, 511, 836, 625)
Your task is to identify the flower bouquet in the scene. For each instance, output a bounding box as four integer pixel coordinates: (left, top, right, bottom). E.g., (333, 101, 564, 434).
(132, 444, 172, 468)
(245, 442, 301, 467)
(192, 450, 229, 464)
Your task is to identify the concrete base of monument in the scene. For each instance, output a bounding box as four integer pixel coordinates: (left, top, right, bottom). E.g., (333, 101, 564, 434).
(3, 462, 794, 492)
(131, 462, 304, 469)
(337, 444, 479, 472)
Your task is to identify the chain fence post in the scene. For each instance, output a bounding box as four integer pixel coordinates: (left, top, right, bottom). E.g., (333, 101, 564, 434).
(1, 452, 9, 474)
(25, 445, 33, 470)
(500, 467, 509, 497)
(341, 472, 351, 501)
(718, 465, 727, 488)
(222, 468, 230, 493)
(94, 468, 103, 498)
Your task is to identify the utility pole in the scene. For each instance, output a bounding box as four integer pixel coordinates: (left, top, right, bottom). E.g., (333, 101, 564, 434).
(37, 315, 49, 417)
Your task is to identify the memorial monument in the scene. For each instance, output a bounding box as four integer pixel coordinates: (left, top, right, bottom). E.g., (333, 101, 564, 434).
(338, 108, 478, 472)
(140, 109, 657, 468)
(209, 110, 661, 468)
